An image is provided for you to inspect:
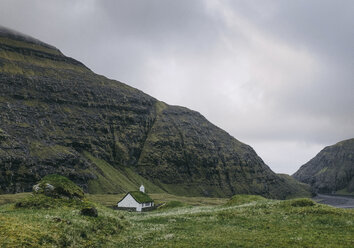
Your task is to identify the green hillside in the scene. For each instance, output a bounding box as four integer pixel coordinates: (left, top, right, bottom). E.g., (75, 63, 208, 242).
(0, 26, 310, 199)
(293, 139, 354, 194)
(277, 174, 313, 198)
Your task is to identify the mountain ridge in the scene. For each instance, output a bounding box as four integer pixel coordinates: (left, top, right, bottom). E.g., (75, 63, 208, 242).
(0, 26, 309, 199)
(0, 26, 59, 51)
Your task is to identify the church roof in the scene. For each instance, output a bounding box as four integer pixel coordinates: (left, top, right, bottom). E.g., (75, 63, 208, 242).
(118, 191, 153, 204)
(129, 191, 153, 203)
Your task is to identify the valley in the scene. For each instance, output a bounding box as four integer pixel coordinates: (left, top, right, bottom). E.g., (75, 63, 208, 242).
(0, 19, 353, 248)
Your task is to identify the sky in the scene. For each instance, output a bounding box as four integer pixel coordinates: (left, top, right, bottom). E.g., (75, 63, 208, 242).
(0, 0, 353, 174)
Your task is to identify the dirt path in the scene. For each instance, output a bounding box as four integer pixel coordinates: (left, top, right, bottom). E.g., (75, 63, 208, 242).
(313, 194, 354, 208)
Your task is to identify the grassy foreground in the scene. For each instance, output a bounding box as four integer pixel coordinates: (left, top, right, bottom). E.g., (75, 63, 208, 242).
(0, 195, 126, 247)
(0, 193, 353, 247)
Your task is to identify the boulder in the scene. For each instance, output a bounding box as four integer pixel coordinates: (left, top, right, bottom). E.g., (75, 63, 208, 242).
(80, 207, 98, 217)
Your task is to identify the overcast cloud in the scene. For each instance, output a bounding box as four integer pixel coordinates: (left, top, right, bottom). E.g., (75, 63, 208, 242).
(0, 0, 353, 174)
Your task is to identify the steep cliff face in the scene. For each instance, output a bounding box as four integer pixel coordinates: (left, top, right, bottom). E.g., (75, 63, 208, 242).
(0, 27, 308, 198)
(293, 139, 354, 194)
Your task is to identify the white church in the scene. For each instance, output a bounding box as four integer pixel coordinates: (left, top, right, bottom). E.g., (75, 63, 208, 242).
(117, 185, 154, 212)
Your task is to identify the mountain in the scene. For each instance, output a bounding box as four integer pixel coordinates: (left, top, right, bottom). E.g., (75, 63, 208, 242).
(0, 26, 309, 198)
(277, 174, 313, 197)
(293, 139, 354, 195)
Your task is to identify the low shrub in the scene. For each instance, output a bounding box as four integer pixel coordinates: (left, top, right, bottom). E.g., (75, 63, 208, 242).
(289, 198, 316, 207)
(80, 206, 98, 217)
(278, 198, 316, 208)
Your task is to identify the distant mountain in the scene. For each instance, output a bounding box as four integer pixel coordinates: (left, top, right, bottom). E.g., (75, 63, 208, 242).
(293, 139, 354, 195)
(0, 26, 309, 198)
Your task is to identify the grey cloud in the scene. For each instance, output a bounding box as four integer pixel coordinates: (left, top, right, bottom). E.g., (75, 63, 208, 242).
(227, 0, 354, 63)
(0, 0, 353, 174)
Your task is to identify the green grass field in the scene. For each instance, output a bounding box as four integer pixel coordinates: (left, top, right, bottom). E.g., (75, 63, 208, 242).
(0, 193, 353, 247)
(0, 192, 29, 205)
(86, 193, 228, 207)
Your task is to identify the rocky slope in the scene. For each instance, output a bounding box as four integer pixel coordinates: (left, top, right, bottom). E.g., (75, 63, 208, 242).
(0, 26, 309, 198)
(293, 139, 354, 194)
(277, 174, 313, 198)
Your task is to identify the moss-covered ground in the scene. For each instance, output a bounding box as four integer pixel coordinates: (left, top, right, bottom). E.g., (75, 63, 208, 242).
(0, 193, 353, 247)
(0, 203, 125, 247)
(34, 174, 85, 199)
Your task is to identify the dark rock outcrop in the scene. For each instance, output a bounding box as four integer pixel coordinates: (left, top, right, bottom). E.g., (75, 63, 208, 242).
(0, 26, 309, 198)
(80, 207, 98, 217)
(293, 139, 354, 194)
